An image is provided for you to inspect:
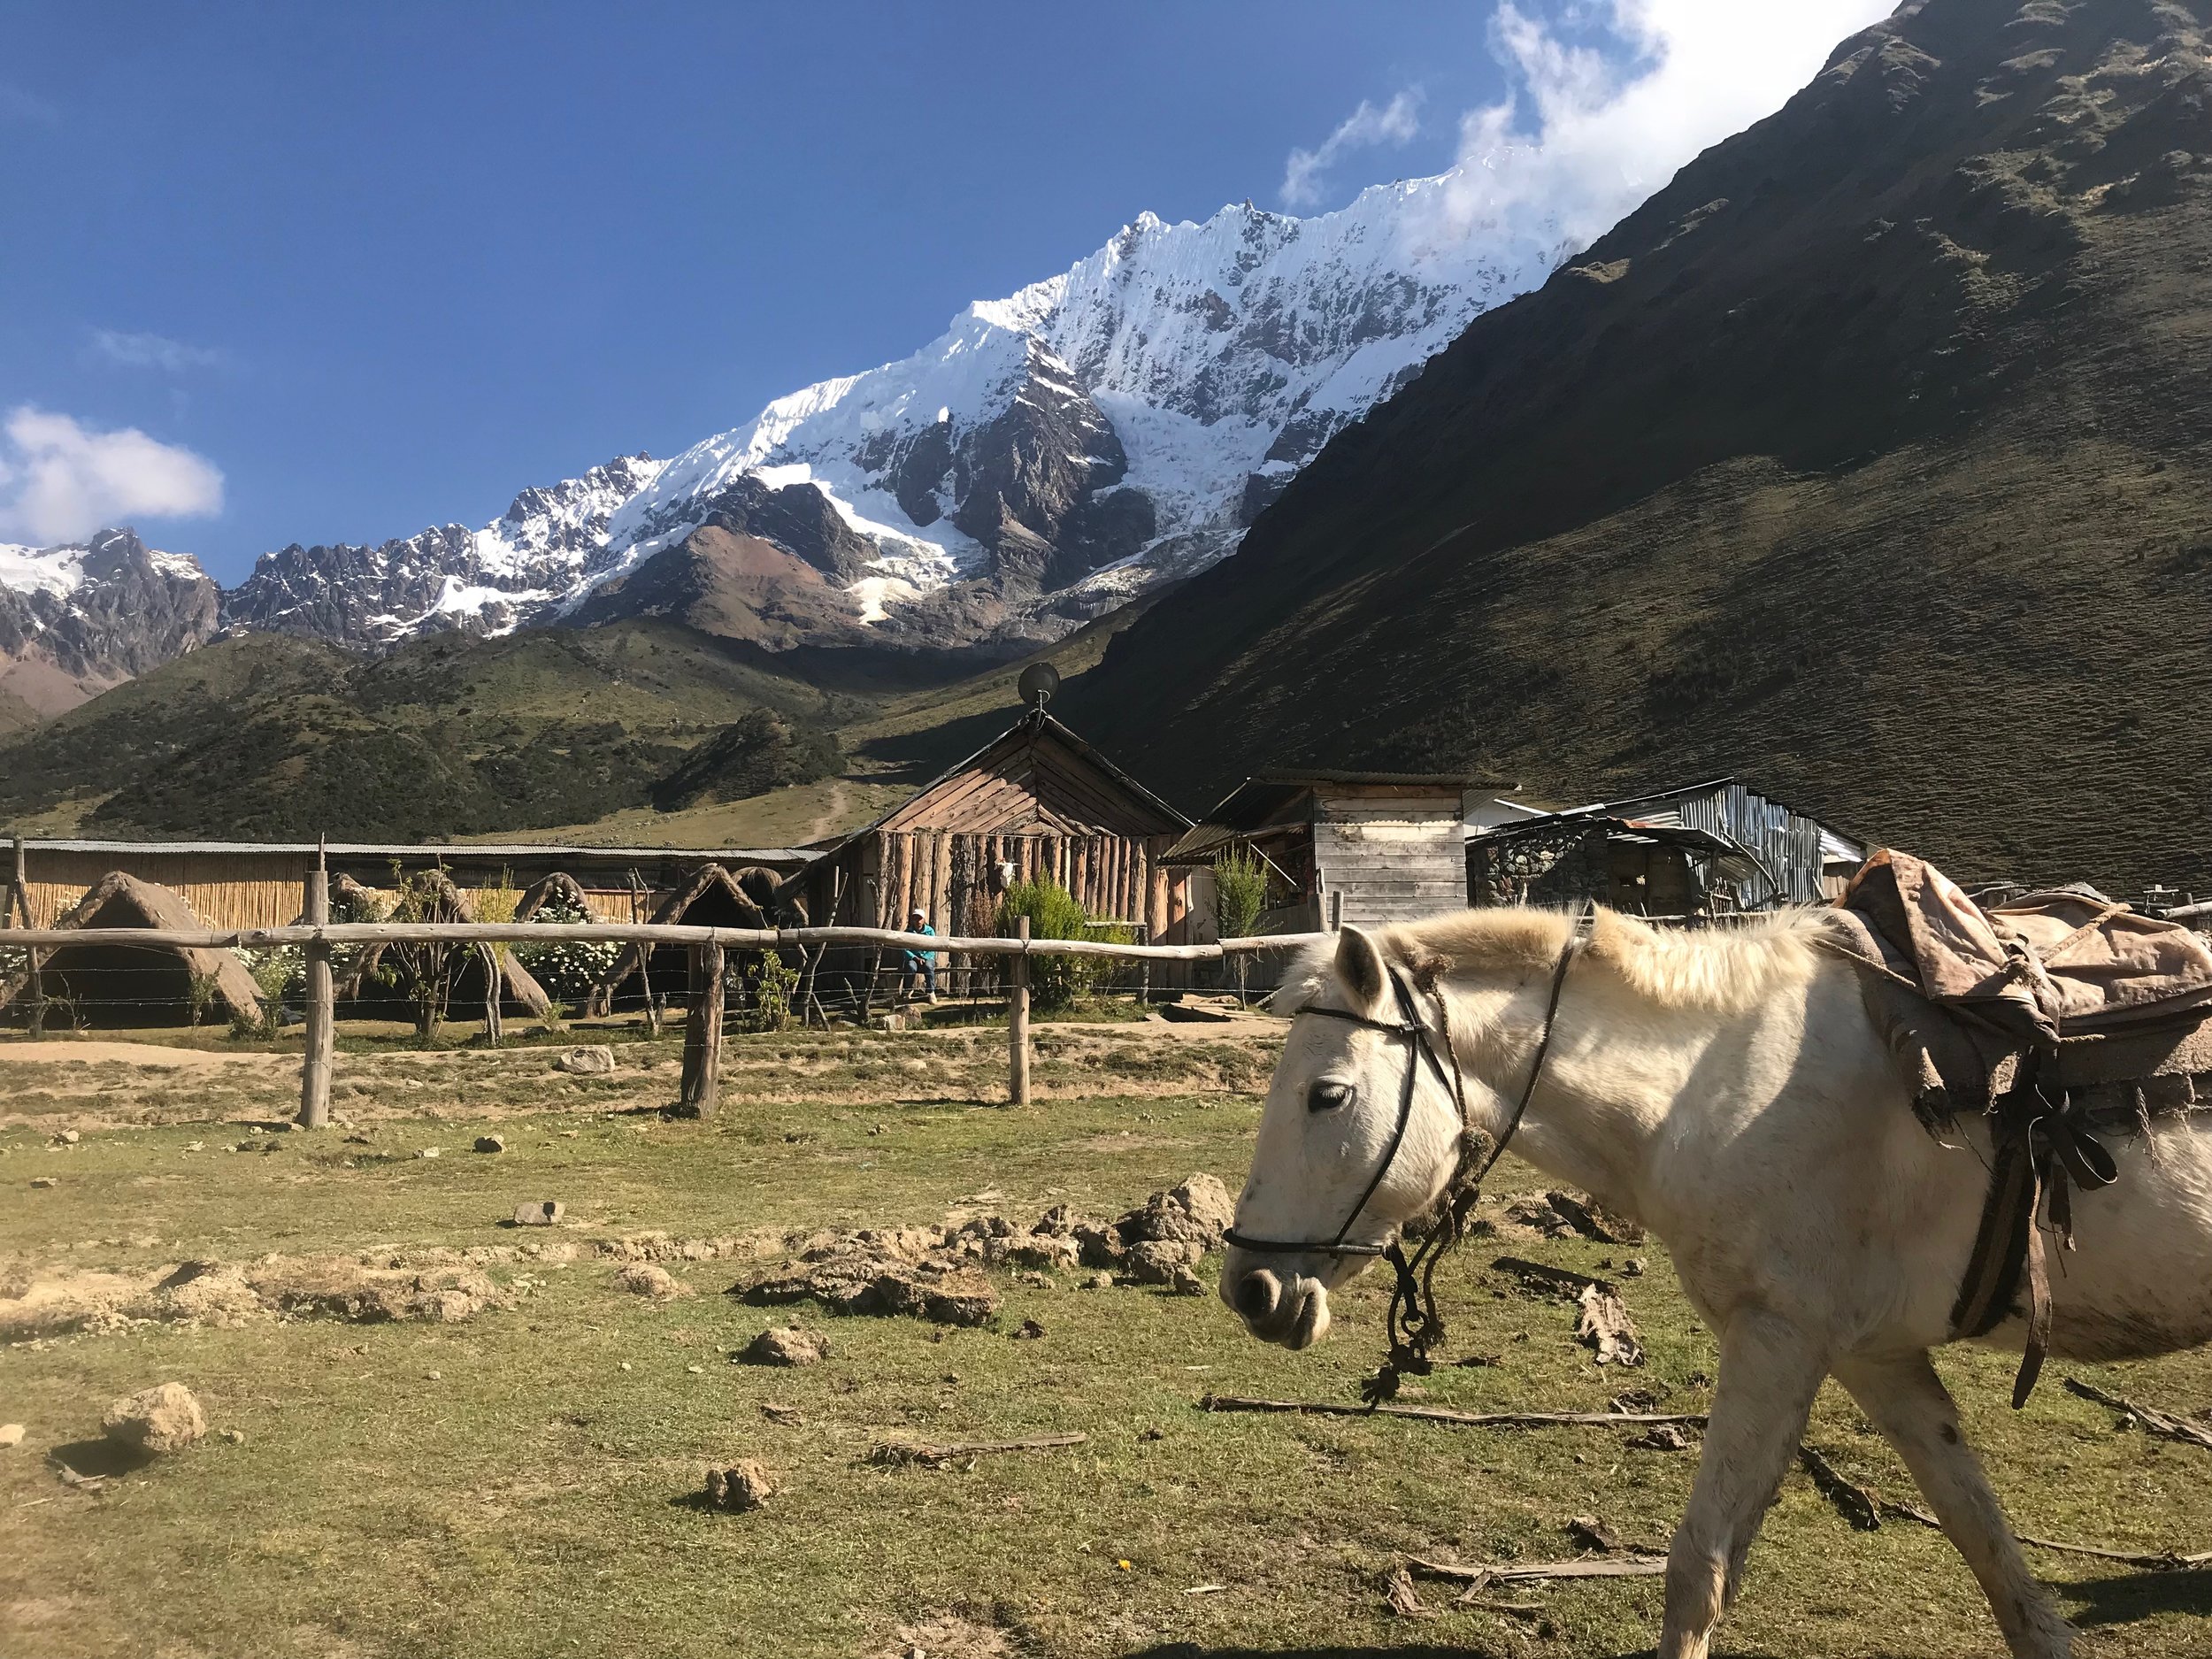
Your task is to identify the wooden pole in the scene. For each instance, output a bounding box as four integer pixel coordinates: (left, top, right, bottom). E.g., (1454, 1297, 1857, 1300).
(1009, 916, 1031, 1106)
(858, 946, 882, 1023)
(297, 850, 334, 1128)
(479, 941, 503, 1048)
(18, 835, 47, 1038)
(680, 940, 724, 1118)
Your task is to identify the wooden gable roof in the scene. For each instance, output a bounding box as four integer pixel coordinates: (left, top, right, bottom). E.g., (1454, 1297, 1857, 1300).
(870, 713, 1188, 841)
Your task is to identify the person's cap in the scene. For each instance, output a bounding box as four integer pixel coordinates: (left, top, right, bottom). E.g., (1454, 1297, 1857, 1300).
(909, 909, 925, 920)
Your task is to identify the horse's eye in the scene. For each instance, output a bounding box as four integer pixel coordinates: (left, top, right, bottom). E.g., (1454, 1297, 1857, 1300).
(1307, 1080, 1354, 1114)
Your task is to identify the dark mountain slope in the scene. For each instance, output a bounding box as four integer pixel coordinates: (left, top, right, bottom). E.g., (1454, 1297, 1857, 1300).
(0, 624, 856, 841)
(1061, 0, 2212, 890)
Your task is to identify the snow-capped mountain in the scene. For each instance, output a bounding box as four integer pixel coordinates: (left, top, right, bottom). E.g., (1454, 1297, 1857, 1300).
(0, 529, 221, 720)
(222, 454, 666, 648)
(4, 165, 1564, 695)
(204, 164, 1561, 655)
(586, 169, 1563, 643)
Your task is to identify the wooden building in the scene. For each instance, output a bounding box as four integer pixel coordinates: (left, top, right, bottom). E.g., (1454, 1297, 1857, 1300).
(1, 839, 814, 934)
(805, 711, 1194, 945)
(1466, 777, 1865, 914)
(1164, 772, 1485, 933)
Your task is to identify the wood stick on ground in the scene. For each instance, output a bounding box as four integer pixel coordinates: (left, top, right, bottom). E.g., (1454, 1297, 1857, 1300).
(1408, 1554, 1669, 1587)
(2063, 1377, 2212, 1452)
(868, 1432, 1087, 1468)
(1200, 1394, 1706, 1429)
(1879, 1493, 2212, 1570)
(1799, 1444, 1884, 1531)
(1491, 1256, 1610, 1296)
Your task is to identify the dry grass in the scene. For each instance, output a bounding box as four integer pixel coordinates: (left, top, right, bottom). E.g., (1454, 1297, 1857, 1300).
(2, 1023, 2209, 1658)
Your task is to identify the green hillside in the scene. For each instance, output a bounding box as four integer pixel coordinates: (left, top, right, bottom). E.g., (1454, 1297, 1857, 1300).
(0, 623, 865, 841)
(1060, 0, 2212, 891)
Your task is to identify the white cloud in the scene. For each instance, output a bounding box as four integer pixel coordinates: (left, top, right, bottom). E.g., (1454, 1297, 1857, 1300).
(1441, 0, 1896, 250)
(1282, 91, 1423, 208)
(89, 328, 231, 373)
(0, 408, 225, 546)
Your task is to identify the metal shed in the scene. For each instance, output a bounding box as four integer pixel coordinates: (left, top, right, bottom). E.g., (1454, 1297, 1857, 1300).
(1164, 772, 1494, 933)
(1466, 778, 1865, 914)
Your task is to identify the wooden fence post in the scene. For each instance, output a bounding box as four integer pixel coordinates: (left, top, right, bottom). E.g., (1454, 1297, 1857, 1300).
(12, 833, 47, 1037)
(1008, 917, 1031, 1106)
(859, 947, 883, 1025)
(298, 854, 334, 1128)
(680, 941, 724, 1118)
(479, 941, 503, 1048)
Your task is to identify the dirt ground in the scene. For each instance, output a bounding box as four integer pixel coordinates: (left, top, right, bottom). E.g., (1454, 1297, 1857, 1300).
(4, 1018, 2211, 1659)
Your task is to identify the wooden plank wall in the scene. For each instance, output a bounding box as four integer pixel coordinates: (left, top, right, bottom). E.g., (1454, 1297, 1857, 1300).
(8, 846, 674, 930)
(1311, 790, 1468, 927)
(17, 849, 315, 931)
(864, 830, 1179, 938)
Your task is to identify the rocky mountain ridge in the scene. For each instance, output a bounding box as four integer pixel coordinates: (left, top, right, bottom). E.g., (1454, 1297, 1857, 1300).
(1, 164, 1566, 695)
(0, 530, 221, 727)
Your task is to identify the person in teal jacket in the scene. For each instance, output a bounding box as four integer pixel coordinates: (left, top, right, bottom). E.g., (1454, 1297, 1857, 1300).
(902, 907, 938, 1002)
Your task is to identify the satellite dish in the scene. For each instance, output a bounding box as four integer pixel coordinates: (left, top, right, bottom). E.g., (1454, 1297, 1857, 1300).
(1017, 661, 1060, 711)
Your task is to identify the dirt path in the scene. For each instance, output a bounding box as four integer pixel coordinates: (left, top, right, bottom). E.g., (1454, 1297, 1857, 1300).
(0, 1040, 276, 1070)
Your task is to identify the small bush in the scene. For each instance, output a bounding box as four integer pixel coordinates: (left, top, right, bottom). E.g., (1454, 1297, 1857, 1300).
(995, 879, 1133, 1013)
(740, 950, 800, 1033)
(1214, 845, 1270, 941)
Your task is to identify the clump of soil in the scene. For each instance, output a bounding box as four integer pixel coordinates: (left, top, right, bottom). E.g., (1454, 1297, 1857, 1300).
(728, 1172, 1236, 1327)
(613, 1262, 690, 1299)
(102, 1382, 206, 1455)
(703, 1460, 773, 1512)
(0, 1253, 503, 1340)
(740, 1326, 829, 1366)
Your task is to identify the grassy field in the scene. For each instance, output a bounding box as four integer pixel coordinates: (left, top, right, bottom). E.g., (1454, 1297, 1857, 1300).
(4, 1020, 2211, 1659)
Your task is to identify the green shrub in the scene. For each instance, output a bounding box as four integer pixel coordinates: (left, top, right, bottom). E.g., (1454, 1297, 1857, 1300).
(740, 950, 801, 1032)
(994, 878, 1133, 1013)
(1214, 845, 1270, 941)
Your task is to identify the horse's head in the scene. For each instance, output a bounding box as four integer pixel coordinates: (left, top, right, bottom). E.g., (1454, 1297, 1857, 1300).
(1220, 917, 1578, 1350)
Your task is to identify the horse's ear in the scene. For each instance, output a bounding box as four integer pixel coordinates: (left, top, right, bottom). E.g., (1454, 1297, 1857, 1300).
(1333, 926, 1392, 1018)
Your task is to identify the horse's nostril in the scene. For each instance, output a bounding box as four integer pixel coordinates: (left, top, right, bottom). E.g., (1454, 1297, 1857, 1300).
(1233, 1269, 1280, 1323)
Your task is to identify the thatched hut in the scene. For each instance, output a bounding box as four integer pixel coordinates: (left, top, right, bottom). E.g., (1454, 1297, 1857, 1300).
(0, 871, 262, 1028)
(513, 871, 594, 922)
(335, 870, 553, 1021)
(584, 864, 800, 1016)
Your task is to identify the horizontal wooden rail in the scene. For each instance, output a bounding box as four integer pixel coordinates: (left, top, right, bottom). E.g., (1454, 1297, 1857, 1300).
(1, 918, 1322, 1120)
(0, 921, 1333, 963)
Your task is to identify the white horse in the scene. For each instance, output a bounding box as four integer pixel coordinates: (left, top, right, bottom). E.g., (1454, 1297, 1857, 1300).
(1220, 909, 2212, 1659)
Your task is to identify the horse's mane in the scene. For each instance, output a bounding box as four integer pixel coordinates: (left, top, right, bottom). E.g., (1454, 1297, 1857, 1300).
(1276, 905, 1847, 1017)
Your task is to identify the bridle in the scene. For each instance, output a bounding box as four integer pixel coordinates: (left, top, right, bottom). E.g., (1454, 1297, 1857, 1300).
(1223, 903, 1593, 1401)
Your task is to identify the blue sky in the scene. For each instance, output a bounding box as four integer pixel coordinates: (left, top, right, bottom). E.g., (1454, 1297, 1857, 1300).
(0, 2, 1887, 580)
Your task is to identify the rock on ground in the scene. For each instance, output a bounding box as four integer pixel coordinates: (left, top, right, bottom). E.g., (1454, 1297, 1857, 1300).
(102, 1383, 206, 1455)
(0, 1423, 23, 1448)
(740, 1325, 830, 1366)
(555, 1045, 617, 1076)
(705, 1459, 772, 1512)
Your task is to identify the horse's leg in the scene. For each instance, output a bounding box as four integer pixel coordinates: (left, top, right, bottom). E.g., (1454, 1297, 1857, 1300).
(1659, 1309, 1829, 1659)
(1832, 1350, 2072, 1659)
